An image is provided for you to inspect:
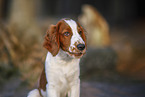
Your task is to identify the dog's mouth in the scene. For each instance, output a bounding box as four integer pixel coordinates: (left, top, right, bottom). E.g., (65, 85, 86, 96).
(66, 50, 85, 58)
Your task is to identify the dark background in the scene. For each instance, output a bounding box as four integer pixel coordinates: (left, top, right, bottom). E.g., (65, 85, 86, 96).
(1, 0, 145, 23)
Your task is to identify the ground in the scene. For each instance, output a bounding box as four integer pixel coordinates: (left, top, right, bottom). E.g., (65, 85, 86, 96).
(0, 76, 145, 97)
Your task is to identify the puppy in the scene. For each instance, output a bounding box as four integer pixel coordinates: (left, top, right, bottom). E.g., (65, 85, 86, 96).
(27, 18, 86, 97)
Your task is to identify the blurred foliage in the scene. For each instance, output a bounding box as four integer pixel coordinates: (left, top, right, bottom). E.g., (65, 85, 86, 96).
(0, 21, 45, 86)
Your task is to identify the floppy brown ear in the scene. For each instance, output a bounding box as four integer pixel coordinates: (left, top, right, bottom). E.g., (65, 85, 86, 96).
(43, 25, 60, 56)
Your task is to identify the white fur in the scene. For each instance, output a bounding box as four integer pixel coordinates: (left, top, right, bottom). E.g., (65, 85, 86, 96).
(41, 89, 47, 97)
(27, 89, 41, 97)
(45, 49, 80, 97)
(27, 49, 80, 97)
(64, 19, 85, 53)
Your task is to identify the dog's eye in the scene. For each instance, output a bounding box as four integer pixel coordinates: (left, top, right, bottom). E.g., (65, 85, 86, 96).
(79, 31, 82, 34)
(64, 32, 70, 36)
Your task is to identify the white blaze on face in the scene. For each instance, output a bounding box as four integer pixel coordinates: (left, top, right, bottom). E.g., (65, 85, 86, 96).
(64, 19, 85, 52)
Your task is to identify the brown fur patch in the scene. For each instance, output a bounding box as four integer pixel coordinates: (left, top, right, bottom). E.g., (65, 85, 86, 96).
(77, 22, 87, 47)
(38, 68, 47, 91)
(43, 25, 60, 56)
(58, 21, 72, 51)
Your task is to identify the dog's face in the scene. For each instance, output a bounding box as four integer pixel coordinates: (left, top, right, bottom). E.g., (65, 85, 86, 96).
(43, 19, 86, 58)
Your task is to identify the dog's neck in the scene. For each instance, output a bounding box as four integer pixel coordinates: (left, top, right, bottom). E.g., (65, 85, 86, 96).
(57, 49, 74, 62)
(45, 49, 80, 66)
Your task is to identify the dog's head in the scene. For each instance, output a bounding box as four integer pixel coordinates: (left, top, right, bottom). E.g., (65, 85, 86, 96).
(43, 18, 86, 58)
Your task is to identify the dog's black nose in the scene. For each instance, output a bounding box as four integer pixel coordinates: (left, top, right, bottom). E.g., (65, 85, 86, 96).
(77, 44, 85, 51)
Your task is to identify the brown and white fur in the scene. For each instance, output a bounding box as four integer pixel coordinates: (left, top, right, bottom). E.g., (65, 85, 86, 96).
(27, 18, 86, 97)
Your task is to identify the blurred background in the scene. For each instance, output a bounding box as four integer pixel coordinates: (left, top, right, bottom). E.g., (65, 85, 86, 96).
(0, 0, 145, 97)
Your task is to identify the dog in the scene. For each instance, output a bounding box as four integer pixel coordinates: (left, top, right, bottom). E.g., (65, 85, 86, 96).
(78, 4, 110, 48)
(27, 18, 86, 97)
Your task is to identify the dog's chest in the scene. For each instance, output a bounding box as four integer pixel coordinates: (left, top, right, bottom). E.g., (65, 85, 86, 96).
(45, 52, 80, 92)
(61, 62, 79, 82)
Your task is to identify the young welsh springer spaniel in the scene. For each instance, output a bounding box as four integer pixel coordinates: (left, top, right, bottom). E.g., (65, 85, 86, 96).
(27, 18, 86, 97)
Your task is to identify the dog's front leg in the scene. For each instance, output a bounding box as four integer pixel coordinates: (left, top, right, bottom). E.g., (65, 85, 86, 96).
(46, 84, 59, 97)
(68, 79, 80, 97)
